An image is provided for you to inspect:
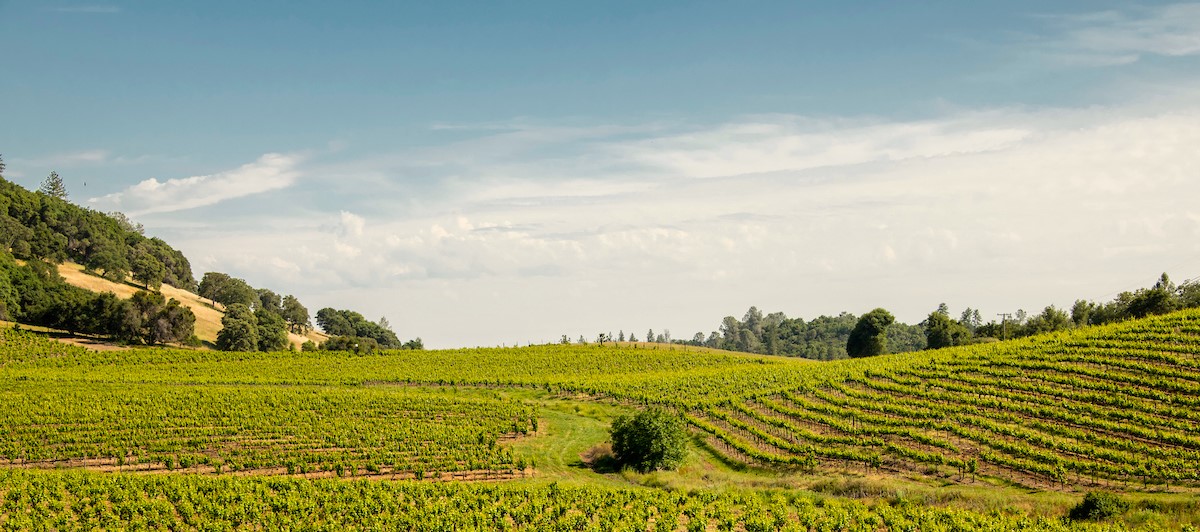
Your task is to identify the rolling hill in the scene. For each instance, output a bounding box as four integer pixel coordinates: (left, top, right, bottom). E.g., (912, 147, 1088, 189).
(52, 261, 328, 349)
(2, 308, 1199, 528)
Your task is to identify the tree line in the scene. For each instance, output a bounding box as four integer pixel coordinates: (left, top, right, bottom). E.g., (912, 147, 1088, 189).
(908, 273, 1200, 351)
(315, 308, 423, 352)
(0, 159, 196, 345)
(578, 310, 925, 360)
(199, 271, 422, 353)
(580, 273, 1199, 361)
(1, 165, 195, 291)
(0, 249, 196, 345)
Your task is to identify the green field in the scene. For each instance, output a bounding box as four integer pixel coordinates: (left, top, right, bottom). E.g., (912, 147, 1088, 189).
(3, 310, 1200, 529)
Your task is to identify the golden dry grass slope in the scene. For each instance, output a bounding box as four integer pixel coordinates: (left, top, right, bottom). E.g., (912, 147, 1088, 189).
(55, 262, 328, 349)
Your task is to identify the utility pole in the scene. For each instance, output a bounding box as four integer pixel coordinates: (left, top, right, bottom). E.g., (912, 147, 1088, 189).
(997, 313, 1013, 340)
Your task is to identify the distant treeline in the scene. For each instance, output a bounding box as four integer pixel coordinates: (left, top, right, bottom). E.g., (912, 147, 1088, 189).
(599, 272, 1199, 361)
(680, 309, 926, 360)
(916, 272, 1200, 351)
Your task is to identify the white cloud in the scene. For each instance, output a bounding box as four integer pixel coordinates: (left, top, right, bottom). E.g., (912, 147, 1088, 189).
(338, 211, 365, 238)
(1041, 3, 1200, 65)
(88, 153, 302, 216)
(161, 101, 1200, 348)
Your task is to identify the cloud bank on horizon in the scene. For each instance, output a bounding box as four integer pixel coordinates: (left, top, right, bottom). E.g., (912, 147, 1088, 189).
(128, 98, 1200, 347)
(3, 1, 1199, 348)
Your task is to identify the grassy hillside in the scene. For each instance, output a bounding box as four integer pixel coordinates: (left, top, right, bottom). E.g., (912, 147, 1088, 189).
(3, 310, 1200, 528)
(53, 261, 328, 349)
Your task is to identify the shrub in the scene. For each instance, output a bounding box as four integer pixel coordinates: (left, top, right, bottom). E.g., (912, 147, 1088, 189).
(1069, 491, 1129, 521)
(610, 406, 688, 472)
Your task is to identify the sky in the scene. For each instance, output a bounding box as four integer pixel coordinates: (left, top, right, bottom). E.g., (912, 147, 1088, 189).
(2, 1, 1199, 348)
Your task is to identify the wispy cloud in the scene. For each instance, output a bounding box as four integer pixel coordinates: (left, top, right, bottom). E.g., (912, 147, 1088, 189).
(1039, 3, 1200, 66)
(12, 149, 143, 168)
(162, 100, 1200, 347)
(88, 153, 302, 216)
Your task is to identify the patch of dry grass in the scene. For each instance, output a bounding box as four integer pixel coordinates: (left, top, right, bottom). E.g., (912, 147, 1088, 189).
(56, 262, 329, 349)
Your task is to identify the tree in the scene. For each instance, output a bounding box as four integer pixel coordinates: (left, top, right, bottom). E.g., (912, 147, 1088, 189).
(147, 298, 195, 345)
(254, 307, 289, 352)
(113, 290, 193, 345)
(316, 307, 354, 336)
(1180, 280, 1200, 309)
(1024, 305, 1072, 335)
(281, 295, 311, 334)
(131, 248, 165, 290)
(256, 288, 283, 315)
(958, 308, 982, 332)
(647, 329, 655, 344)
(197, 272, 256, 308)
(85, 241, 130, 281)
(39, 171, 68, 199)
(609, 407, 688, 473)
(107, 211, 144, 235)
(216, 304, 259, 352)
(402, 337, 424, 350)
(924, 306, 970, 349)
(846, 308, 895, 358)
(1071, 300, 1095, 326)
(198, 272, 231, 305)
(0, 154, 5, 175)
(1127, 273, 1180, 318)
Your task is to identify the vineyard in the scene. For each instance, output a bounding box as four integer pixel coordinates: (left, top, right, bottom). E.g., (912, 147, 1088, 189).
(3, 467, 1148, 531)
(2, 309, 1200, 529)
(689, 310, 1200, 492)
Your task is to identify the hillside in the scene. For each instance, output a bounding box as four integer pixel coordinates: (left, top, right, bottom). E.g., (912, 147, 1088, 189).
(54, 261, 328, 349)
(3, 309, 1200, 529)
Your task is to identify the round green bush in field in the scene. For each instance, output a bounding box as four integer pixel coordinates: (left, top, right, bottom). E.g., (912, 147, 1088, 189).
(1069, 491, 1129, 521)
(610, 406, 688, 472)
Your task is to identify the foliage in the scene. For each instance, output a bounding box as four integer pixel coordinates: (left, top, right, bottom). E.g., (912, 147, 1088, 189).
(254, 307, 290, 352)
(923, 306, 971, 349)
(1069, 492, 1129, 521)
(679, 308, 924, 360)
(315, 307, 403, 348)
(0, 252, 191, 344)
(117, 290, 196, 345)
(38, 171, 68, 199)
(0, 176, 194, 287)
(846, 308, 894, 358)
(198, 272, 256, 308)
(216, 304, 258, 352)
(322, 335, 379, 354)
(6, 304, 1200, 502)
(281, 294, 311, 334)
(0, 468, 1121, 531)
(610, 407, 688, 472)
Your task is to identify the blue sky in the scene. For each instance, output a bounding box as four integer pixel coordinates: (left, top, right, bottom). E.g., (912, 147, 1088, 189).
(3, 2, 1200, 347)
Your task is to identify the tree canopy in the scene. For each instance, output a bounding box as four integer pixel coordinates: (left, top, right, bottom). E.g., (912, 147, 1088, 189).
(846, 308, 895, 358)
(609, 407, 688, 473)
(0, 176, 194, 288)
